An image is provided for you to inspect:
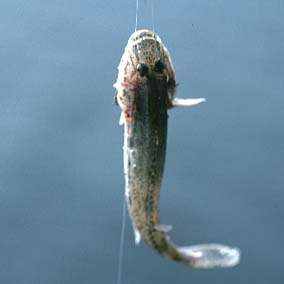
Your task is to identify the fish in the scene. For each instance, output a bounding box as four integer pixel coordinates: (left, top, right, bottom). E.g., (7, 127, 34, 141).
(114, 29, 240, 268)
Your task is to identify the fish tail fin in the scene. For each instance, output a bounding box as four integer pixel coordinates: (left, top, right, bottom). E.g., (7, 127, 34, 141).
(177, 243, 240, 269)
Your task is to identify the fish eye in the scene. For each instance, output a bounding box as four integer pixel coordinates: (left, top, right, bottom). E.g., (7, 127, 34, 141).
(154, 60, 165, 73)
(137, 63, 149, 77)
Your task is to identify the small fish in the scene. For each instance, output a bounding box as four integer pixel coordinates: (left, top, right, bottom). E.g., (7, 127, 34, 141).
(114, 30, 240, 268)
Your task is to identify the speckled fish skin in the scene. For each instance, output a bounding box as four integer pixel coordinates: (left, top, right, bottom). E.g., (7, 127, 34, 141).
(114, 30, 193, 265)
(114, 30, 240, 268)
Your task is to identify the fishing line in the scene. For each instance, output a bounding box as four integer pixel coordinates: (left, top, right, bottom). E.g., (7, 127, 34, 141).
(135, 0, 156, 32)
(151, 0, 155, 32)
(135, 0, 139, 31)
(116, 195, 127, 284)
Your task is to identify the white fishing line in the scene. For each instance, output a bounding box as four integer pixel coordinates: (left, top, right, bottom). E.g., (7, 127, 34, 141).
(151, 0, 155, 32)
(135, 0, 155, 32)
(135, 0, 139, 31)
(116, 196, 127, 284)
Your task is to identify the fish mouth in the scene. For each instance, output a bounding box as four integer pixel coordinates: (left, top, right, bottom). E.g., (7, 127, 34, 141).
(127, 29, 162, 47)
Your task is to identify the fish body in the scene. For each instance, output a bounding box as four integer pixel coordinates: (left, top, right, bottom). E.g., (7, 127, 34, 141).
(114, 30, 240, 268)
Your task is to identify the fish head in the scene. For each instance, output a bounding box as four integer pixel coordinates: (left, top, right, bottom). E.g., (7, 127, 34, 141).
(114, 30, 177, 122)
(126, 29, 165, 76)
(115, 30, 174, 86)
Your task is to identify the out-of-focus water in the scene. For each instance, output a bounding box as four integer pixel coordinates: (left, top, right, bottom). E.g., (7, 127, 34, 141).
(1, 1, 283, 283)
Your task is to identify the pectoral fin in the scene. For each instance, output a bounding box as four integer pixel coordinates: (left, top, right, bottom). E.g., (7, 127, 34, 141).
(154, 224, 173, 233)
(172, 97, 206, 107)
(119, 113, 125, 125)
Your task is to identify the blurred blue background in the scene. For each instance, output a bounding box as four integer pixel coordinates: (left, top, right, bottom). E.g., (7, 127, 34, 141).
(1, 0, 283, 283)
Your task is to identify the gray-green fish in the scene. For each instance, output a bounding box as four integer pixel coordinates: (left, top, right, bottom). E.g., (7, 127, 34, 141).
(114, 29, 240, 268)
